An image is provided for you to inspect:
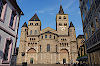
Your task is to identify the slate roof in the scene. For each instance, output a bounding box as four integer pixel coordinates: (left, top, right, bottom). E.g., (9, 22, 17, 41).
(58, 5, 64, 14)
(29, 13, 40, 21)
(69, 22, 74, 27)
(22, 22, 27, 27)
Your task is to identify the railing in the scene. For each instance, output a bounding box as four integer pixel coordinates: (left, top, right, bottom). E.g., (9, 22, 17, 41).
(86, 28, 100, 50)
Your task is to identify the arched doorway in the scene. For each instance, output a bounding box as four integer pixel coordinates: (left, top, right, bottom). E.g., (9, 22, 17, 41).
(27, 48, 36, 53)
(30, 58, 33, 64)
(63, 59, 66, 64)
(27, 48, 36, 64)
(60, 49, 69, 64)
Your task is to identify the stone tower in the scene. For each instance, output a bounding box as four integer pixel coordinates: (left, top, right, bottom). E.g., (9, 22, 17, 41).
(69, 22, 77, 63)
(17, 22, 28, 63)
(56, 5, 69, 35)
(69, 22, 76, 41)
(28, 13, 41, 35)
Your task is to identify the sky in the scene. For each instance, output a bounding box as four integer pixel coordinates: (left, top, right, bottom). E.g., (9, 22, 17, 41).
(16, 0, 83, 47)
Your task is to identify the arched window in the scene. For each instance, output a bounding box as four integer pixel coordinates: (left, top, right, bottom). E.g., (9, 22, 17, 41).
(67, 43, 69, 47)
(64, 23, 67, 26)
(25, 29, 26, 31)
(59, 23, 62, 26)
(35, 23, 38, 26)
(62, 43, 64, 46)
(65, 43, 66, 46)
(49, 35, 51, 38)
(60, 43, 62, 47)
(45, 35, 47, 38)
(30, 30, 32, 35)
(31, 23, 33, 25)
(47, 44, 50, 52)
(40, 45, 41, 52)
(64, 16, 66, 19)
(21, 52, 25, 56)
(30, 58, 33, 64)
(34, 30, 37, 34)
(41, 35, 43, 39)
(54, 36, 55, 39)
(30, 23, 31, 25)
(59, 16, 61, 19)
(56, 45, 57, 52)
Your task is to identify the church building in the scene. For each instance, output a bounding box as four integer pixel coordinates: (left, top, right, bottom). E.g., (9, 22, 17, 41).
(17, 5, 78, 64)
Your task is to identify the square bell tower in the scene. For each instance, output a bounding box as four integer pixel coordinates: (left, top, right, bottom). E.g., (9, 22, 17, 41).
(56, 5, 69, 35)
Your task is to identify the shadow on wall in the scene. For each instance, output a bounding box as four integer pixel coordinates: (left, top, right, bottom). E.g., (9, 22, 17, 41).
(0, 50, 3, 59)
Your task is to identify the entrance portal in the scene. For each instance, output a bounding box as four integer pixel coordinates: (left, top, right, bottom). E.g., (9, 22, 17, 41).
(30, 58, 33, 64)
(63, 59, 66, 64)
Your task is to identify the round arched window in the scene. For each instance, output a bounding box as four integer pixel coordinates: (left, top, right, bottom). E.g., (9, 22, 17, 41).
(64, 16, 66, 19)
(59, 23, 62, 26)
(64, 23, 67, 26)
(30, 30, 32, 35)
(34, 30, 37, 34)
(22, 52, 25, 56)
(59, 16, 61, 19)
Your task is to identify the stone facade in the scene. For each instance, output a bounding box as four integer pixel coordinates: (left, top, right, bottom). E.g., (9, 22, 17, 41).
(0, 0, 23, 66)
(17, 5, 78, 64)
(76, 35, 88, 65)
(79, 0, 100, 66)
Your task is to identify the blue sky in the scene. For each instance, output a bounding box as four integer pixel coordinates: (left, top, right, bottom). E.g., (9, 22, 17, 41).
(16, 0, 83, 47)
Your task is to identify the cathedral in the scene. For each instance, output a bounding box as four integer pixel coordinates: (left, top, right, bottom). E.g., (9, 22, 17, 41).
(17, 5, 78, 64)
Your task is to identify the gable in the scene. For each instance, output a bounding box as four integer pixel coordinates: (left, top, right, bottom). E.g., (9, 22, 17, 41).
(41, 27, 57, 34)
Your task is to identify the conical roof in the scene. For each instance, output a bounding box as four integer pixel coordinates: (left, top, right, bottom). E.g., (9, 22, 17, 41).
(58, 5, 64, 14)
(69, 22, 74, 27)
(29, 13, 40, 21)
(22, 22, 27, 27)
